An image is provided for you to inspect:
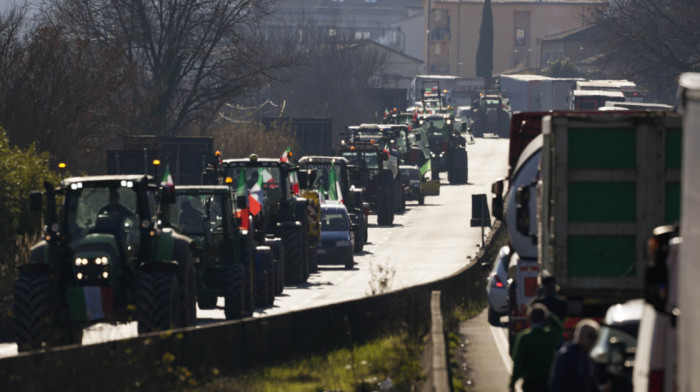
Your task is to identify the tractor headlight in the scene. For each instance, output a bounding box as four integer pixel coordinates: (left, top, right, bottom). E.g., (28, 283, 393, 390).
(75, 257, 88, 266)
(95, 256, 109, 265)
(102, 272, 109, 279)
(76, 272, 84, 280)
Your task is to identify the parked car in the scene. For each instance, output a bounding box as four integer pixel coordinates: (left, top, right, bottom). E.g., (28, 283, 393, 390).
(318, 203, 355, 269)
(486, 245, 510, 325)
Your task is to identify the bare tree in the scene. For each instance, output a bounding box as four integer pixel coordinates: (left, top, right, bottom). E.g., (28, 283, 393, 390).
(43, 0, 298, 136)
(591, 0, 700, 101)
(0, 9, 135, 172)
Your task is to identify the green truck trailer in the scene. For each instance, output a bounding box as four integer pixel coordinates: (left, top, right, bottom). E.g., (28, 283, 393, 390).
(534, 112, 682, 317)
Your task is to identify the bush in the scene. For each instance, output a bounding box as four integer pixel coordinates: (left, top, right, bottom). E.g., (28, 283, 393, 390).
(0, 127, 61, 297)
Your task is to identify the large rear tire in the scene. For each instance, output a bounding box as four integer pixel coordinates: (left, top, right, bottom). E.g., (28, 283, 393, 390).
(224, 263, 244, 320)
(448, 148, 468, 184)
(265, 238, 286, 295)
(136, 271, 181, 333)
(197, 296, 217, 310)
(13, 275, 52, 351)
(254, 269, 268, 308)
(308, 244, 318, 273)
(353, 227, 364, 253)
(282, 227, 306, 284)
(377, 188, 393, 226)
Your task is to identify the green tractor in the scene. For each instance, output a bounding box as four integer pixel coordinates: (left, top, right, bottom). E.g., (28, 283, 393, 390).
(297, 156, 369, 252)
(172, 185, 270, 319)
(415, 113, 470, 184)
(338, 127, 400, 226)
(13, 175, 197, 351)
(220, 156, 312, 285)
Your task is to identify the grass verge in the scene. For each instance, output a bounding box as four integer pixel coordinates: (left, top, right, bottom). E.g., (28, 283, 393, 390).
(188, 331, 426, 392)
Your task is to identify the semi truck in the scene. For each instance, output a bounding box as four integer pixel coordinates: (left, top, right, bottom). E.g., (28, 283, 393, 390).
(632, 72, 699, 392)
(493, 110, 681, 349)
(534, 111, 681, 321)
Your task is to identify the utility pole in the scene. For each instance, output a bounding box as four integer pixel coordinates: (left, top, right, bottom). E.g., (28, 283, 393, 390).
(457, 0, 461, 76)
(426, 0, 431, 74)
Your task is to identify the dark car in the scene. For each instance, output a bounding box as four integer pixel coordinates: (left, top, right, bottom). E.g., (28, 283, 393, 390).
(317, 203, 355, 269)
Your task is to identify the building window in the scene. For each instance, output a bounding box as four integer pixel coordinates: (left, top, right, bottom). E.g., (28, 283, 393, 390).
(354, 31, 370, 40)
(516, 28, 526, 46)
(435, 44, 441, 56)
(328, 28, 337, 36)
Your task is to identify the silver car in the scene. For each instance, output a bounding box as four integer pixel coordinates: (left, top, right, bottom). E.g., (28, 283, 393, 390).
(486, 245, 510, 325)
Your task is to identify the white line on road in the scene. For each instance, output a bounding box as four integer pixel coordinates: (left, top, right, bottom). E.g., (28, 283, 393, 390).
(490, 323, 512, 374)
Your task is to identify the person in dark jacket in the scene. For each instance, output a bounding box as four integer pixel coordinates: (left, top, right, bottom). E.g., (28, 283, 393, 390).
(510, 303, 563, 392)
(549, 319, 602, 392)
(529, 276, 567, 322)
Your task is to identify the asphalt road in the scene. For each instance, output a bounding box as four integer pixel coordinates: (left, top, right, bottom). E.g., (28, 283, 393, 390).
(0, 135, 511, 359)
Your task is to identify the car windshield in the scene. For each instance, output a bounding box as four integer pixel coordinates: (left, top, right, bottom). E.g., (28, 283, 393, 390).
(64, 183, 140, 249)
(172, 193, 225, 235)
(321, 211, 349, 231)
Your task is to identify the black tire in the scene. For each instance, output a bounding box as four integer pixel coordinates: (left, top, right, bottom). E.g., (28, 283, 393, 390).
(242, 235, 256, 316)
(448, 148, 468, 184)
(363, 218, 368, 244)
(265, 238, 286, 295)
(13, 275, 52, 351)
(282, 227, 305, 284)
(400, 193, 406, 211)
(308, 244, 318, 273)
(136, 271, 181, 333)
(353, 227, 364, 253)
(269, 260, 278, 307)
(418, 194, 425, 205)
(254, 269, 268, 308)
(377, 188, 393, 226)
(197, 296, 217, 310)
(345, 253, 354, 270)
(488, 306, 500, 326)
(224, 263, 244, 320)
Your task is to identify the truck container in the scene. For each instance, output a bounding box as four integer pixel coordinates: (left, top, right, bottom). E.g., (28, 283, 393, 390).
(499, 75, 579, 113)
(107, 135, 213, 185)
(537, 111, 682, 317)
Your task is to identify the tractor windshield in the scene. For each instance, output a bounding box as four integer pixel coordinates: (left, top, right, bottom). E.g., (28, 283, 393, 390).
(341, 151, 379, 170)
(64, 184, 140, 249)
(172, 194, 225, 235)
(225, 165, 287, 202)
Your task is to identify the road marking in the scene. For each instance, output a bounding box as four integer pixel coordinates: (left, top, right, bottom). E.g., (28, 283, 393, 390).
(490, 323, 512, 373)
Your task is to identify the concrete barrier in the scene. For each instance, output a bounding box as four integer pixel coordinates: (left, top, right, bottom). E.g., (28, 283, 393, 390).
(0, 222, 502, 391)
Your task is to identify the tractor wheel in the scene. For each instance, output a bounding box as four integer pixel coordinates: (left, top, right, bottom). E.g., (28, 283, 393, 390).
(353, 227, 364, 253)
(418, 194, 425, 205)
(265, 238, 286, 295)
(224, 263, 244, 320)
(256, 246, 274, 307)
(136, 271, 181, 333)
(197, 296, 217, 310)
(448, 148, 468, 184)
(282, 227, 305, 284)
(254, 269, 268, 308)
(180, 258, 197, 327)
(13, 275, 53, 351)
(345, 253, 354, 270)
(308, 244, 318, 273)
(377, 187, 393, 226)
(270, 260, 279, 304)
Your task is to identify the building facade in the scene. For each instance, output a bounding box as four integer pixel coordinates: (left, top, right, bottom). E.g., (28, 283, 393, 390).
(423, 0, 606, 77)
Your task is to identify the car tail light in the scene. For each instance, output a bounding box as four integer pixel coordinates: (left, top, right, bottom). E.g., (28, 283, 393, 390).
(492, 275, 504, 288)
(649, 370, 663, 392)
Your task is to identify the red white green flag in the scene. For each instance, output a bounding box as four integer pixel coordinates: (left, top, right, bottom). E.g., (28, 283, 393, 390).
(328, 162, 343, 203)
(280, 147, 291, 163)
(235, 168, 250, 229)
(249, 168, 264, 216)
(67, 286, 115, 322)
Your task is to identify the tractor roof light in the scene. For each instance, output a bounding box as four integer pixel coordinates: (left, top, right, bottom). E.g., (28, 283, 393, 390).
(153, 159, 161, 166)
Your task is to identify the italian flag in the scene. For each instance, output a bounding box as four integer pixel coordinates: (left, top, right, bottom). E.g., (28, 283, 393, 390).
(161, 164, 174, 187)
(289, 171, 300, 195)
(67, 286, 114, 322)
(328, 162, 343, 203)
(235, 168, 250, 230)
(249, 168, 264, 216)
(280, 147, 291, 163)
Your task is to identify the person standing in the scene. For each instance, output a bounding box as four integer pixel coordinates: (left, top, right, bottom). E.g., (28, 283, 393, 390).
(510, 303, 564, 392)
(549, 319, 602, 392)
